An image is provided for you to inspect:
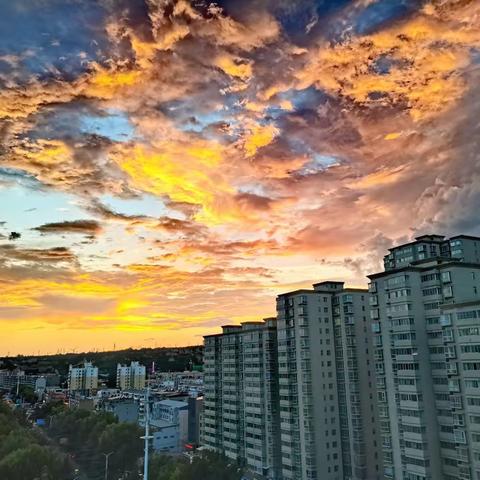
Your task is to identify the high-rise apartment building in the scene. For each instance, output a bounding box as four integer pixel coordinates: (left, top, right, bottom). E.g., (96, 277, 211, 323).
(276, 281, 382, 480)
(202, 319, 281, 479)
(68, 361, 98, 394)
(116, 361, 146, 391)
(368, 234, 480, 480)
(440, 300, 480, 480)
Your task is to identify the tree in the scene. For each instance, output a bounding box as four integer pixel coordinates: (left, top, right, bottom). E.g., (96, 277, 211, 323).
(150, 451, 243, 480)
(0, 402, 73, 480)
(0, 444, 72, 480)
(18, 384, 37, 404)
(99, 422, 144, 476)
(150, 455, 178, 480)
(0, 429, 37, 457)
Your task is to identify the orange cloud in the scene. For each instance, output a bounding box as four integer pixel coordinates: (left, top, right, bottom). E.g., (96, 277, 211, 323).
(243, 123, 279, 157)
(296, 3, 480, 121)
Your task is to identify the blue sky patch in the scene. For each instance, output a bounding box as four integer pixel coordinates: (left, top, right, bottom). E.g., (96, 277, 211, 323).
(80, 110, 136, 142)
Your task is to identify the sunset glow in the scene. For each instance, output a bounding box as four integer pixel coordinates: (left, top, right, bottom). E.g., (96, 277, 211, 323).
(1, 0, 479, 354)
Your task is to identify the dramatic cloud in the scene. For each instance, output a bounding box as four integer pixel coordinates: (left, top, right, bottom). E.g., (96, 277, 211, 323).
(33, 220, 102, 234)
(0, 0, 479, 354)
(0, 245, 76, 265)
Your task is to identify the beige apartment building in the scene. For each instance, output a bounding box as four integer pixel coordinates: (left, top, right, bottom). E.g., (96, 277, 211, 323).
(116, 361, 146, 391)
(67, 361, 98, 394)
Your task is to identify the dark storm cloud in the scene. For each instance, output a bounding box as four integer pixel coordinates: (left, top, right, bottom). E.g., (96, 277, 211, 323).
(0, 244, 76, 263)
(33, 219, 102, 234)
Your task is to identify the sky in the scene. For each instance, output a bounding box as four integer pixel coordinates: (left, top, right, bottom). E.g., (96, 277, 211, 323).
(0, 0, 479, 355)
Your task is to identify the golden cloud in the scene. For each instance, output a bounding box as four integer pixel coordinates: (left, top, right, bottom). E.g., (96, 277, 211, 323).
(296, 1, 480, 121)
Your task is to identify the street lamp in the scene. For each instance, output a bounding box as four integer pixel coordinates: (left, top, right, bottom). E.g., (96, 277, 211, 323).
(140, 386, 153, 480)
(102, 452, 114, 480)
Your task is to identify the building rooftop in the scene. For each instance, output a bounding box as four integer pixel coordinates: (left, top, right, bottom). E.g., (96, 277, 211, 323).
(414, 234, 445, 242)
(369, 258, 480, 279)
(450, 234, 480, 241)
(387, 234, 446, 252)
(157, 399, 188, 408)
(277, 288, 315, 297)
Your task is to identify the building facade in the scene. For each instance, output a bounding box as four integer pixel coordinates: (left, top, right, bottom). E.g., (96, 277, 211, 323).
(116, 361, 146, 391)
(67, 361, 98, 394)
(203, 319, 281, 479)
(201, 234, 480, 480)
(187, 395, 203, 445)
(0, 370, 50, 395)
(276, 282, 382, 480)
(103, 397, 139, 423)
(150, 399, 189, 453)
(369, 234, 480, 480)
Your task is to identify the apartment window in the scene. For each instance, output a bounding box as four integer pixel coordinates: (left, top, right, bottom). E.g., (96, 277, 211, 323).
(459, 326, 480, 336)
(421, 273, 440, 282)
(441, 271, 452, 283)
(390, 317, 415, 327)
(398, 378, 416, 386)
(396, 363, 419, 370)
(443, 286, 453, 298)
(422, 287, 442, 296)
(404, 440, 425, 450)
(469, 415, 480, 424)
(386, 275, 409, 287)
(402, 456, 429, 467)
(402, 424, 425, 434)
(457, 310, 480, 320)
(392, 332, 416, 341)
(463, 362, 480, 371)
(440, 314, 452, 326)
(399, 393, 423, 402)
(461, 345, 480, 354)
(465, 379, 480, 389)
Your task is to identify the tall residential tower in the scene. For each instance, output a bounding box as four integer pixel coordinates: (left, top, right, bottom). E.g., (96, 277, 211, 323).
(276, 281, 382, 480)
(202, 319, 281, 479)
(369, 234, 480, 480)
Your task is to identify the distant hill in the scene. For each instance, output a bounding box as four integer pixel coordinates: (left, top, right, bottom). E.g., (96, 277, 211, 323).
(0, 345, 203, 387)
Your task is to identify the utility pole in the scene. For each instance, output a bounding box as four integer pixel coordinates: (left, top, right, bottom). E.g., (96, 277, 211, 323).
(102, 451, 113, 480)
(141, 385, 153, 480)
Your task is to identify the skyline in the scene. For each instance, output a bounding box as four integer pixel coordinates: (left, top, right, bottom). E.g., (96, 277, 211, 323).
(1, 0, 480, 355)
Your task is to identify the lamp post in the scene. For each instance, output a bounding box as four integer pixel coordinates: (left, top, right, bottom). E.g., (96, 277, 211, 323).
(102, 451, 114, 480)
(140, 385, 153, 480)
